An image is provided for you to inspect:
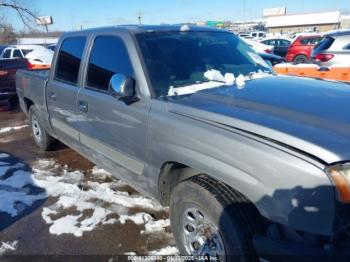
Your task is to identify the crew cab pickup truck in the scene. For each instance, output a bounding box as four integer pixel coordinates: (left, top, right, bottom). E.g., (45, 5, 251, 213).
(0, 58, 29, 106)
(16, 25, 350, 260)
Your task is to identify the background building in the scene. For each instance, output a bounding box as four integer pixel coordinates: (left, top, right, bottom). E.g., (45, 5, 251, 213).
(265, 11, 341, 33)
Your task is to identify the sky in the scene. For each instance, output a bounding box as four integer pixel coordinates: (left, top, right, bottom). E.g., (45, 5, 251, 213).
(3, 0, 350, 32)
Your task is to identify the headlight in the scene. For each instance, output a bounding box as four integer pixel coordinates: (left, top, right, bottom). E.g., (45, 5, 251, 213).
(327, 163, 350, 203)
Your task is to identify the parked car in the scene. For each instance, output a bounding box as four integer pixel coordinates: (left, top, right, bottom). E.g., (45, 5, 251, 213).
(0, 45, 53, 69)
(260, 38, 291, 57)
(249, 31, 267, 40)
(285, 35, 322, 64)
(16, 25, 350, 259)
(241, 38, 274, 53)
(311, 30, 350, 67)
(47, 44, 56, 51)
(0, 45, 8, 55)
(0, 58, 29, 107)
(258, 52, 284, 66)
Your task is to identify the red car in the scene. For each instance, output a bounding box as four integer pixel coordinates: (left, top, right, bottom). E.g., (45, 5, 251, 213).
(285, 35, 322, 64)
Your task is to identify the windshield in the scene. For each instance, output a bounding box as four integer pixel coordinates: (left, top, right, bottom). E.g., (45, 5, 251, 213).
(136, 31, 272, 97)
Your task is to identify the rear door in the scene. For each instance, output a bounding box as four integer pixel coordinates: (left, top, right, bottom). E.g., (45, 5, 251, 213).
(46, 36, 87, 146)
(77, 34, 150, 181)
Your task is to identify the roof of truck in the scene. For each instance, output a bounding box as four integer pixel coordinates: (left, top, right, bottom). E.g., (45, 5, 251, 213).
(67, 24, 227, 35)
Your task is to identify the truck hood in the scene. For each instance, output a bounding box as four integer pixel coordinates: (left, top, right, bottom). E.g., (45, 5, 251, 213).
(167, 76, 350, 164)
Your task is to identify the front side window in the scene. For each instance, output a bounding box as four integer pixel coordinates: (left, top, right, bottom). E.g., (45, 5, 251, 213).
(55, 37, 86, 85)
(136, 31, 272, 97)
(86, 35, 133, 91)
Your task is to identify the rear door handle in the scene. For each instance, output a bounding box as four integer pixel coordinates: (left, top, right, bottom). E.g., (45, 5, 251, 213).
(49, 91, 56, 101)
(78, 100, 88, 113)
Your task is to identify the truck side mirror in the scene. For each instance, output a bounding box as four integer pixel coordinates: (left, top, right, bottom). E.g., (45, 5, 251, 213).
(109, 74, 139, 104)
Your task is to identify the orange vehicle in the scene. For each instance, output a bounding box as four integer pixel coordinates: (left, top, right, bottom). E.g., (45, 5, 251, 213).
(274, 64, 350, 83)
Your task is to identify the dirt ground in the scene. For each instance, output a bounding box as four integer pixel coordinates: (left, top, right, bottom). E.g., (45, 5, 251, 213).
(0, 104, 177, 260)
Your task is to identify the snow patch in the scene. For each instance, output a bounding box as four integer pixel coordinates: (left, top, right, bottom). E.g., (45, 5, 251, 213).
(235, 74, 246, 89)
(168, 81, 223, 96)
(148, 246, 179, 256)
(30, 159, 165, 237)
(0, 157, 46, 217)
(0, 241, 18, 255)
(0, 125, 28, 134)
(180, 24, 190, 32)
(25, 48, 53, 65)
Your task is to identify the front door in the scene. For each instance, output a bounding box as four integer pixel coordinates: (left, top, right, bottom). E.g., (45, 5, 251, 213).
(77, 34, 149, 183)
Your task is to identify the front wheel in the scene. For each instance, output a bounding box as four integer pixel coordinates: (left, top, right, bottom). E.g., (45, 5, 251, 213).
(170, 175, 258, 261)
(29, 106, 58, 151)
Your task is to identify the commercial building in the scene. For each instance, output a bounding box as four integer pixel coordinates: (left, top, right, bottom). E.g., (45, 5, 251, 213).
(266, 11, 341, 33)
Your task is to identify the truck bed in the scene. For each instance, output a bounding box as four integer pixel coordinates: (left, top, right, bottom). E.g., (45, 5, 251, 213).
(0, 58, 29, 101)
(16, 69, 50, 115)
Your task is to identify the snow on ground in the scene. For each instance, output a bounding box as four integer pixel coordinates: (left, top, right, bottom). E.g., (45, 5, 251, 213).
(148, 246, 179, 256)
(0, 241, 18, 255)
(0, 154, 46, 217)
(30, 159, 169, 237)
(0, 153, 177, 254)
(0, 125, 28, 135)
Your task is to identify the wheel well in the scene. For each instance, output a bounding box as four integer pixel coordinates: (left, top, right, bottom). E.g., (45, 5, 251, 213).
(158, 162, 266, 234)
(158, 162, 201, 206)
(23, 97, 34, 112)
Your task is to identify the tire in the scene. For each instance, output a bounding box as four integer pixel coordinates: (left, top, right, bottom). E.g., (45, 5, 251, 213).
(8, 97, 18, 109)
(170, 175, 259, 261)
(293, 54, 308, 64)
(29, 106, 58, 151)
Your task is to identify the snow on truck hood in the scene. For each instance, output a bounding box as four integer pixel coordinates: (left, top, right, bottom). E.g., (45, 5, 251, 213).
(167, 76, 350, 164)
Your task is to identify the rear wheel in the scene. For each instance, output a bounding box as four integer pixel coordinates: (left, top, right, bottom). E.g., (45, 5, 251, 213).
(29, 106, 58, 151)
(293, 54, 308, 64)
(170, 175, 259, 261)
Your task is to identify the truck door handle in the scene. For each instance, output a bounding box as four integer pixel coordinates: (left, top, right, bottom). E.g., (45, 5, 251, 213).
(78, 100, 88, 113)
(49, 92, 56, 101)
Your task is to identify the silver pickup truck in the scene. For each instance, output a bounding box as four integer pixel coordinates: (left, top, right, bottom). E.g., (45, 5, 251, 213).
(16, 25, 350, 260)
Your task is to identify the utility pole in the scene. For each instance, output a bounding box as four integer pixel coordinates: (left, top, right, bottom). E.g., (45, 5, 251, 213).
(138, 12, 143, 24)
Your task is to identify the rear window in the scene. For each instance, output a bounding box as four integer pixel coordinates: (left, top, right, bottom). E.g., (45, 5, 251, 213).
(314, 36, 334, 51)
(300, 37, 321, 45)
(55, 37, 86, 85)
(22, 49, 33, 56)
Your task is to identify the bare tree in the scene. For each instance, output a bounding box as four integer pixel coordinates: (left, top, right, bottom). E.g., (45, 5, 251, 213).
(0, 0, 37, 28)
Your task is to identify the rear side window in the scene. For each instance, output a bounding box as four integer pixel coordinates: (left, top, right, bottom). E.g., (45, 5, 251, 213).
(300, 38, 310, 45)
(2, 49, 12, 58)
(55, 37, 86, 85)
(314, 36, 334, 51)
(280, 40, 290, 46)
(343, 43, 350, 50)
(310, 37, 322, 45)
(13, 49, 23, 58)
(86, 35, 133, 91)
